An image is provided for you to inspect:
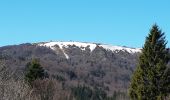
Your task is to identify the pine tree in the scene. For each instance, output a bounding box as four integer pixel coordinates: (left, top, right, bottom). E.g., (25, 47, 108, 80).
(25, 59, 46, 85)
(129, 24, 170, 100)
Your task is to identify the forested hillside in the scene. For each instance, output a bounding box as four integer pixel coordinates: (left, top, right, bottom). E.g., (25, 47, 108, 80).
(0, 42, 140, 100)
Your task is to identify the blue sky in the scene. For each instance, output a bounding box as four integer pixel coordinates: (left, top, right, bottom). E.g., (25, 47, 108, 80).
(0, 0, 170, 48)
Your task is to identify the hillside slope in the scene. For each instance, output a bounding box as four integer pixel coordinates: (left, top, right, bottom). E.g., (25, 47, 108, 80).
(0, 41, 141, 96)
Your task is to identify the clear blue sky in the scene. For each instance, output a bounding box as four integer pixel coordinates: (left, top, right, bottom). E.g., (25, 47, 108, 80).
(0, 0, 170, 48)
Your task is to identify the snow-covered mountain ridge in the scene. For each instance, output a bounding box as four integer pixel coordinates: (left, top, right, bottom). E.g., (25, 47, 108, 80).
(37, 41, 141, 54)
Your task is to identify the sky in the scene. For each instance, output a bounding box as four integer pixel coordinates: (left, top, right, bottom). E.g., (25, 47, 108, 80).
(0, 0, 170, 48)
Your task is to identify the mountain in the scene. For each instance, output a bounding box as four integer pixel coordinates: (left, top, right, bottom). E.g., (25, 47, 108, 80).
(0, 41, 141, 98)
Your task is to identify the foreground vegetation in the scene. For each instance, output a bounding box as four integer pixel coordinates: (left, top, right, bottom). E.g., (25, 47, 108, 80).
(0, 59, 128, 100)
(129, 24, 170, 100)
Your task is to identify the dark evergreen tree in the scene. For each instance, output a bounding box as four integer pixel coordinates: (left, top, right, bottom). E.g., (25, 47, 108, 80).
(129, 24, 170, 100)
(25, 59, 46, 85)
(71, 85, 110, 100)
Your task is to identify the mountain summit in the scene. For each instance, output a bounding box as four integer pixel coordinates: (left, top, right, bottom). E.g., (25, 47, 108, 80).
(37, 41, 141, 59)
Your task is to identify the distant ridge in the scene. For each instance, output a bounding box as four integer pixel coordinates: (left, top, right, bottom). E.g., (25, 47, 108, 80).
(37, 41, 142, 54)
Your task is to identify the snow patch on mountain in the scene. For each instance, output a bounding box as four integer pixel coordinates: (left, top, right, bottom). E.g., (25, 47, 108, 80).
(63, 50, 69, 59)
(38, 41, 97, 51)
(38, 41, 141, 59)
(38, 41, 97, 59)
(99, 45, 141, 53)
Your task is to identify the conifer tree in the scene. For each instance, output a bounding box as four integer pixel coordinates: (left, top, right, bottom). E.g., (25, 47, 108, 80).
(25, 59, 46, 85)
(129, 24, 170, 100)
